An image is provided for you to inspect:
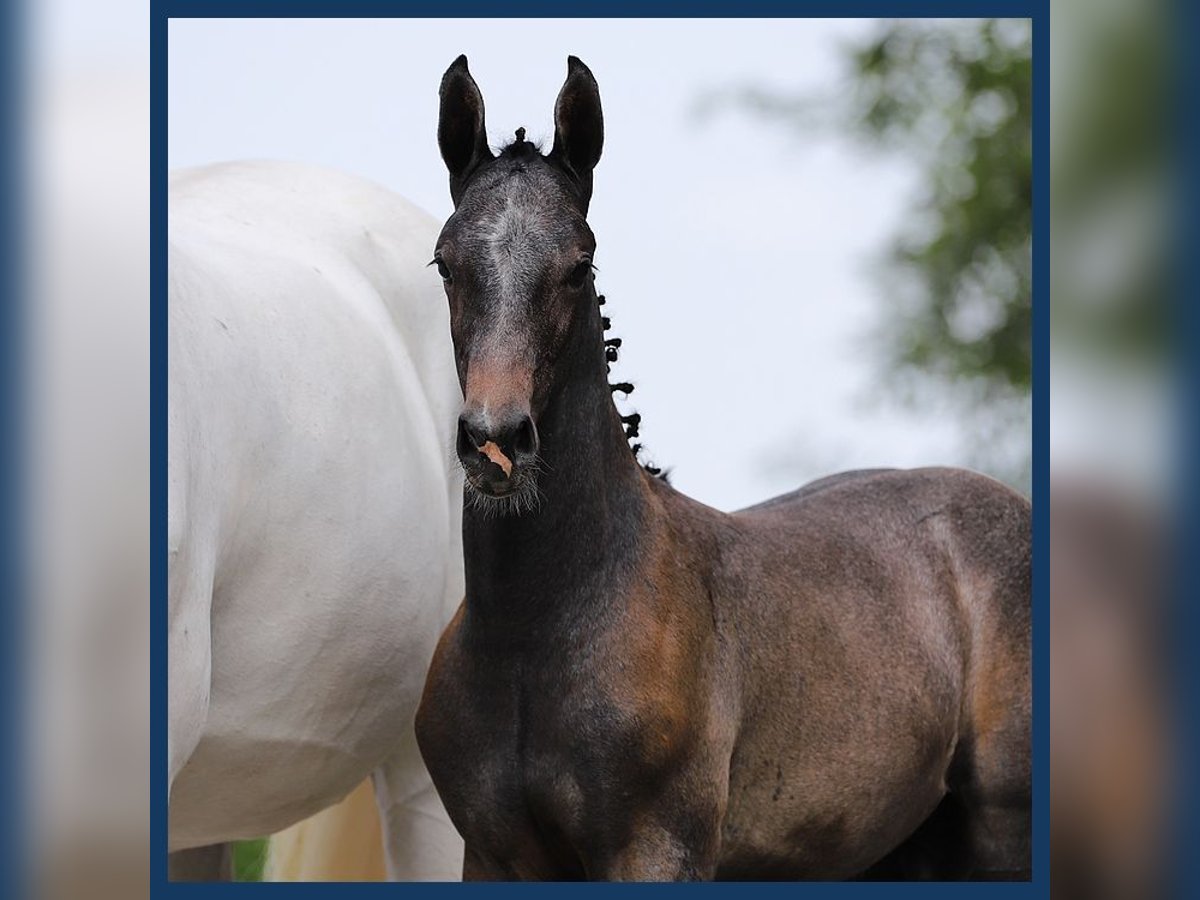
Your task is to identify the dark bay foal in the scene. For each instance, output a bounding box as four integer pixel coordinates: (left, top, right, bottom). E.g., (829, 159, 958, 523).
(415, 56, 1031, 881)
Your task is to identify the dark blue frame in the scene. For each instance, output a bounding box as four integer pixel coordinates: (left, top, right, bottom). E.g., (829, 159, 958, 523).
(1, 0, 26, 895)
(151, 2, 1049, 894)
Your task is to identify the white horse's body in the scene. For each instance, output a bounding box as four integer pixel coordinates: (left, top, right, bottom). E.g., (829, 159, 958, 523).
(168, 161, 464, 878)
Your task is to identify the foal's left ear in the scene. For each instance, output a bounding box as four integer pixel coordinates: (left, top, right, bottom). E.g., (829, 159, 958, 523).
(550, 57, 604, 205)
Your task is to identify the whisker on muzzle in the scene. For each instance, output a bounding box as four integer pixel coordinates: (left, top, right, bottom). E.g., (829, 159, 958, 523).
(463, 474, 543, 518)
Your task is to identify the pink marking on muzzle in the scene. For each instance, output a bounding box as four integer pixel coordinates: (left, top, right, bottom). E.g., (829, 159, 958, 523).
(478, 441, 513, 477)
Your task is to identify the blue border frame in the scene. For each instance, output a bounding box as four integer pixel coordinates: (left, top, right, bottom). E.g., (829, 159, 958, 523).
(2, 0, 25, 894)
(152, 2, 169, 891)
(152, 2, 1048, 894)
(1029, 6, 1048, 893)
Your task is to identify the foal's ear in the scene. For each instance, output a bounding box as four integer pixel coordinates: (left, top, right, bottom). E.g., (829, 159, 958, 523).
(550, 57, 604, 202)
(438, 55, 493, 205)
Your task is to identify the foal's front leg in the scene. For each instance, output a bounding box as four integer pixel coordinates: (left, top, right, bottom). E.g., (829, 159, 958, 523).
(593, 819, 722, 882)
(586, 719, 732, 881)
(590, 773, 728, 882)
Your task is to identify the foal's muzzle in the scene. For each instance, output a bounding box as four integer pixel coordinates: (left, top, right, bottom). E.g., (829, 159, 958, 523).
(456, 408, 540, 496)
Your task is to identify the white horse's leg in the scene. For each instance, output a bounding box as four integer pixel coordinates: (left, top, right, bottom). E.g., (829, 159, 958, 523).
(168, 843, 231, 881)
(372, 730, 464, 881)
(263, 779, 387, 881)
(167, 542, 214, 797)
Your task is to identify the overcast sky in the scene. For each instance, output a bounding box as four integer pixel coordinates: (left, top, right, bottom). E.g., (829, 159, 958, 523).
(168, 18, 972, 512)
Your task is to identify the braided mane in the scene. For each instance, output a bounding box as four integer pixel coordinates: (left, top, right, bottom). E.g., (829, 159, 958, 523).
(599, 292, 669, 481)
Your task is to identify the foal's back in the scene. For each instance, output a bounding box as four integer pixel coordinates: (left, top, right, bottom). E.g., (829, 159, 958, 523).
(709, 467, 1030, 878)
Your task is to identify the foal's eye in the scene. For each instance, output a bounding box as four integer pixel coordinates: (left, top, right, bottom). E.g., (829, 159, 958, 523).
(435, 259, 452, 282)
(567, 261, 592, 289)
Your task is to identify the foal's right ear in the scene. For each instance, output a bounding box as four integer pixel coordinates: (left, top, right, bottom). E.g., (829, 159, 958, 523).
(438, 55, 493, 205)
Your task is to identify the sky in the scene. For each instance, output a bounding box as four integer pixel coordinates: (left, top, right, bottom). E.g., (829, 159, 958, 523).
(168, 18, 973, 512)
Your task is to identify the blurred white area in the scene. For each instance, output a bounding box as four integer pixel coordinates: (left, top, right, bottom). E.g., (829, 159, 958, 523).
(168, 18, 976, 512)
(26, 0, 148, 897)
(1049, 352, 1170, 495)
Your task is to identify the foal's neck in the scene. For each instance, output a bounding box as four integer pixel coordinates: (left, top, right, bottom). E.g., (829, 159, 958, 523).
(462, 299, 650, 625)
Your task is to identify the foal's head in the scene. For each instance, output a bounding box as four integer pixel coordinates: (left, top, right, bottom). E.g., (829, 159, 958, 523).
(434, 56, 605, 510)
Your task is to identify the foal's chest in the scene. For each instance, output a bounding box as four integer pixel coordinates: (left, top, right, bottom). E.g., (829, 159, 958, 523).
(435, 690, 597, 875)
(421, 633, 681, 878)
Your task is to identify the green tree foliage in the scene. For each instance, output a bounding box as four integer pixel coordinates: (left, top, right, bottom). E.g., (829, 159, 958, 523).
(853, 20, 1031, 490)
(710, 20, 1033, 489)
(848, 20, 1031, 399)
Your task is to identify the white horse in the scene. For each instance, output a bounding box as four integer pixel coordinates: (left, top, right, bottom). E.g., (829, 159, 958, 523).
(168, 160, 464, 880)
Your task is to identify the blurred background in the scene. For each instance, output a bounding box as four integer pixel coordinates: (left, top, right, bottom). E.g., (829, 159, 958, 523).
(10, 1, 1191, 896)
(21, 0, 148, 897)
(1048, 0, 1179, 897)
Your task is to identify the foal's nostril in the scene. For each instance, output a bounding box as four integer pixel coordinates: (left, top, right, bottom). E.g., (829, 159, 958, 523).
(457, 415, 485, 459)
(513, 416, 538, 456)
(456, 411, 537, 469)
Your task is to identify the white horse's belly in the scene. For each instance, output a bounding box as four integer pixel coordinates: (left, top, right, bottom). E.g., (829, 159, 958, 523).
(168, 162, 462, 851)
(169, 518, 446, 846)
(170, 407, 448, 849)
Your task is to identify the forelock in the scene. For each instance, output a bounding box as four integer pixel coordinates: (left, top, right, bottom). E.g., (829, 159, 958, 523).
(455, 159, 587, 286)
(484, 183, 549, 299)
